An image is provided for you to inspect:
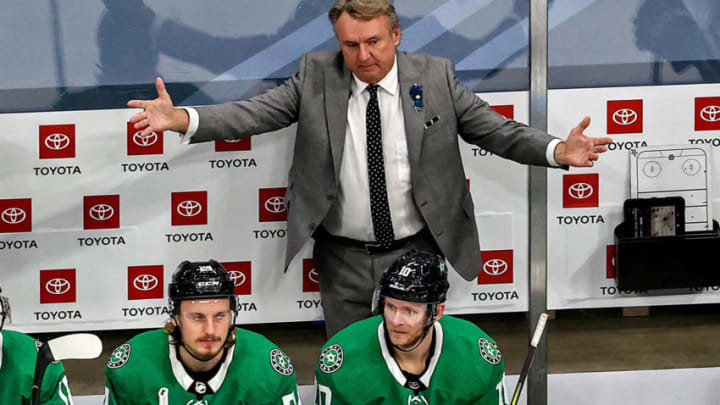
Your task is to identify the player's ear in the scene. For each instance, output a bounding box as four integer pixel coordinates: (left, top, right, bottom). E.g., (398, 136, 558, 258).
(435, 303, 446, 321)
(164, 316, 178, 333)
(163, 321, 174, 334)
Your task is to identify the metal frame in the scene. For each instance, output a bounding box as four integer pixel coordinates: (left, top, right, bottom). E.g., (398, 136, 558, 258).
(529, 0, 549, 404)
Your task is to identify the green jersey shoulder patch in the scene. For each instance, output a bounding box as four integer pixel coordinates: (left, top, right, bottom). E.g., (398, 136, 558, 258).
(269, 348, 294, 376)
(478, 338, 502, 365)
(319, 343, 344, 374)
(107, 343, 131, 369)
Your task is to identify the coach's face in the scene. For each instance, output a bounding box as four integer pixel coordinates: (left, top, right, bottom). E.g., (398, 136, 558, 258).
(334, 11, 400, 84)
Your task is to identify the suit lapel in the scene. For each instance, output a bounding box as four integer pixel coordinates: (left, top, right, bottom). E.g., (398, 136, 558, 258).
(325, 53, 352, 179)
(397, 52, 425, 170)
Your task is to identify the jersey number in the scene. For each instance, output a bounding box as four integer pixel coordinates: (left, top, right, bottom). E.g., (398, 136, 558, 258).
(316, 384, 332, 405)
(282, 392, 300, 405)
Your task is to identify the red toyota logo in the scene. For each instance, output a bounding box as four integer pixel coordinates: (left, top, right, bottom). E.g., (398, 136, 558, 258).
(40, 269, 76, 303)
(695, 97, 720, 131)
(45, 278, 71, 295)
(221, 261, 252, 295)
(44, 133, 71, 150)
(84, 195, 120, 230)
(89, 204, 114, 221)
(127, 122, 164, 155)
(0, 199, 32, 233)
(483, 259, 508, 276)
(128, 265, 164, 300)
(1, 207, 26, 224)
(171, 192, 208, 226)
(611, 109, 638, 126)
(264, 196, 287, 214)
(259, 188, 288, 222)
(478, 250, 513, 284)
(563, 174, 599, 208)
(607, 100, 643, 134)
(133, 275, 159, 291)
(39, 124, 76, 159)
(567, 182, 594, 199)
(132, 131, 158, 147)
(302, 259, 320, 292)
(177, 200, 203, 217)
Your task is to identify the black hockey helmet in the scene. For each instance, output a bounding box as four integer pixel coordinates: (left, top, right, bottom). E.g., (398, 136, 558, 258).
(377, 249, 449, 304)
(168, 260, 237, 315)
(373, 249, 449, 326)
(0, 285, 10, 330)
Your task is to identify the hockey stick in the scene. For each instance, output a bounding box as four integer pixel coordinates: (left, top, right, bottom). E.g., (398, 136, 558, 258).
(509, 313, 549, 405)
(31, 333, 103, 405)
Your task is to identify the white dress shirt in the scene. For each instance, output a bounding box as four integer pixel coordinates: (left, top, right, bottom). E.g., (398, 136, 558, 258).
(322, 57, 425, 241)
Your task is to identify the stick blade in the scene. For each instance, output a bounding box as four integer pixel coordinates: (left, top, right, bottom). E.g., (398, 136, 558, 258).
(47, 333, 103, 361)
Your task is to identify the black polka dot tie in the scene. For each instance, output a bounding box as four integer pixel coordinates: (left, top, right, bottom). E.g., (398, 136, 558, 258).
(365, 84, 395, 248)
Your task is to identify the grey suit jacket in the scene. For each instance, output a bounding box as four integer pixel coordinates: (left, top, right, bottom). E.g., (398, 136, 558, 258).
(191, 50, 557, 281)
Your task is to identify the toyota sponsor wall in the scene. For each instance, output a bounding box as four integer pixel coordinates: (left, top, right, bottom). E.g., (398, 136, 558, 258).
(0, 91, 531, 332)
(3, 0, 719, 333)
(547, 84, 720, 309)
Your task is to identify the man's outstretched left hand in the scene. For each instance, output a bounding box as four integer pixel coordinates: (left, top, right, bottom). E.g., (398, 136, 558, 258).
(554, 116, 612, 167)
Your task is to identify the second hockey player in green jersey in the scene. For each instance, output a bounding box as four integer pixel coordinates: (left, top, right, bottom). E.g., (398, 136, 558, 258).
(315, 251, 508, 405)
(105, 260, 300, 405)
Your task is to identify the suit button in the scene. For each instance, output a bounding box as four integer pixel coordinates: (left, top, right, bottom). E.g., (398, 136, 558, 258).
(327, 194, 335, 201)
(309, 222, 317, 231)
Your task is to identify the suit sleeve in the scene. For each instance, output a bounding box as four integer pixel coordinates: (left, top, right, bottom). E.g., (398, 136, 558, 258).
(39, 361, 74, 405)
(446, 59, 558, 167)
(190, 53, 306, 143)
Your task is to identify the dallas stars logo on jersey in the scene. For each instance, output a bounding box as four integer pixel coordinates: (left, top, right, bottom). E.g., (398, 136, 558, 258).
(319, 344, 344, 374)
(107, 344, 131, 369)
(478, 338, 502, 365)
(270, 348, 294, 376)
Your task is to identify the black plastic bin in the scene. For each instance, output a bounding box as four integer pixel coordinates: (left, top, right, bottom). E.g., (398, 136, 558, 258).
(614, 220, 720, 290)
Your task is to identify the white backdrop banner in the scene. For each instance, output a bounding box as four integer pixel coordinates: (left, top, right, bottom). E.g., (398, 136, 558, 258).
(1, 91, 531, 333)
(547, 83, 720, 309)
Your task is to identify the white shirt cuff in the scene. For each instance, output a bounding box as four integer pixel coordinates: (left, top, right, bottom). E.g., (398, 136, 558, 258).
(179, 107, 199, 144)
(546, 138, 562, 167)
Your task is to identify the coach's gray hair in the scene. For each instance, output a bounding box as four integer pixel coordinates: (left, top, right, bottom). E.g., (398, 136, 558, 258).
(328, 0, 399, 30)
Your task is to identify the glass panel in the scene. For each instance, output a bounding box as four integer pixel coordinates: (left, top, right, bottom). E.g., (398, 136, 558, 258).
(548, 0, 720, 89)
(0, 0, 530, 113)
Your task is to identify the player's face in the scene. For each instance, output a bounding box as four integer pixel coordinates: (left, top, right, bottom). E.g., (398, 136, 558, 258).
(383, 297, 430, 349)
(177, 298, 232, 361)
(334, 11, 401, 84)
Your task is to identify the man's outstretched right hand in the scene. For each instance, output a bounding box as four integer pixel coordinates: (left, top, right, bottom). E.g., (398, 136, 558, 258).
(127, 77, 190, 136)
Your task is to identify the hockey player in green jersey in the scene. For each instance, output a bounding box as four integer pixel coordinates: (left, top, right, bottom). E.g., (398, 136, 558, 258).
(104, 260, 301, 405)
(0, 284, 74, 405)
(315, 250, 508, 405)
